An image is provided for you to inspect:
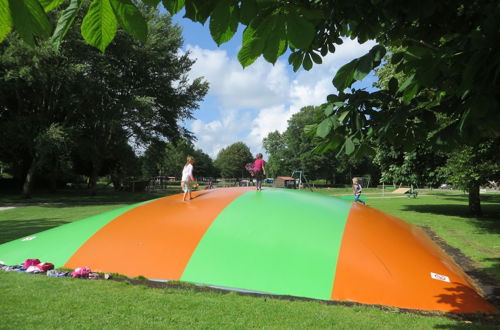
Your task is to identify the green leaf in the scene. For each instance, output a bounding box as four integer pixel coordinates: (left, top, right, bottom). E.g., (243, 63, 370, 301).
(239, 0, 257, 25)
(291, 51, 302, 71)
(302, 53, 312, 70)
(320, 44, 328, 56)
(326, 94, 340, 103)
(288, 51, 301, 65)
(353, 54, 371, 80)
(39, 0, 65, 12)
(388, 77, 398, 93)
(397, 73, 415, 93)
(332, 58, 358, 91)
(328, 43, 335, 53)
(183, 0, 216, 24)
(323, 104, 334, 116)
(0, 0, 13, 42)
(304, 124, 317, 135)
(262, 14, 286, 64)
(111, 0, 147, 42)
(344, 137, 355, 155)
(406, 45, 430, 59)
(8, 0, 51, 46)
(162, 0, 184, 15)
(81, 0, 118, 52)
(391, 51, 404, 65)
(338, 110, 349, 122)
(209, 0, 238, 46)
(286, 11, 314, 49)
(401, 83, 419, 104)
(300, 8, 324, 21)
(142, 0, 160, 6)
(238, 23, 264, 67)
(316, 118, 333, 138)
(310, 51, 322, 64)
(51, 0, 82, 47)
(369, 44, 386, 62)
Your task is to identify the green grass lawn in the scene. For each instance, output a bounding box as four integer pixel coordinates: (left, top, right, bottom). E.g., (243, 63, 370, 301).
(3, 271, 489, 329)
(0, 188, 178, 204)
(0, 189, 498, 328)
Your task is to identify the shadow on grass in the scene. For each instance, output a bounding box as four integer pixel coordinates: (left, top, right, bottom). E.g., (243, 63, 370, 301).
(437, 195, 500, 204)
(0, 189, 175, 205)
(402, 203, 500, 234)
(0, 218, 68, 244)
(481, 258, 500, 290)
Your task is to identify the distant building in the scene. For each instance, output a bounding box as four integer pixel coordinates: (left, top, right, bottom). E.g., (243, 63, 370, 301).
(273, 176, 296, 189)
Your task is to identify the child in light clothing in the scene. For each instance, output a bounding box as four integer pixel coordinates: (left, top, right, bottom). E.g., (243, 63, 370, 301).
(181, 156, 196, 201)
(352, 177, 365, 205)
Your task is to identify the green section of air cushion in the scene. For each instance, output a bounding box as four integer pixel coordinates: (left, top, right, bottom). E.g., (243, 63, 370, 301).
(0, 202, 148, 267)
(181, 189, 351, 300)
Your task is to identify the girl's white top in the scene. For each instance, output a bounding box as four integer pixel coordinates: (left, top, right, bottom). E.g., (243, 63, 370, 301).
(181, 164, 193, 182)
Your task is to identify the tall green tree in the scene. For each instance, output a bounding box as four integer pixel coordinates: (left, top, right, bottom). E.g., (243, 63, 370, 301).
(262, 130, 290, 178)
(441, 139, 500, 216)
(264, 106, 379, 184)
(214, 142, 253, 179)
(0, 36, 81, 196)
(142, 139, 217, 180)
(373, 144, 447, 188)
(0, 6, 208, 196)
(3, 0, 498, 145)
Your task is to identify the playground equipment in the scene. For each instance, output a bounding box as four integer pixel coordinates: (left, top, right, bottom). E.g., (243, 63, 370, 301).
(390, 186, 418, 198)
(0, 188, 495, 314)
(290, 170, 313, 191)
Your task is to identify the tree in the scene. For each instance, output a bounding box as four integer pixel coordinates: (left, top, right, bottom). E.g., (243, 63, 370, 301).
(441, 139, 500, 216)
(0, 36, 82, 197)
(214, 142, 253, 179)
(192, 148, 218, 178)
(0, 6, 208, 196)
(373, 144, 447, 188)
(142, 139, 217, 180)
(3, 0, 498, 146)
(262, 130, 290, 178)
(5, 0, 499, 207)
(264, 106, 380, 184)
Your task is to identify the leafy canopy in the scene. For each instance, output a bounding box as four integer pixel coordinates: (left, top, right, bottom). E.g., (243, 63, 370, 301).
(2, 0, 499, 155)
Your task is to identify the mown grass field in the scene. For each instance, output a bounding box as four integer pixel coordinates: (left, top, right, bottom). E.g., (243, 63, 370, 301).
(0, 189, 499, 328)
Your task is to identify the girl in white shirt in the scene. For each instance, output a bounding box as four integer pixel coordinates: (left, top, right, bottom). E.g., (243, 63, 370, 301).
(181, 156, 196, 201)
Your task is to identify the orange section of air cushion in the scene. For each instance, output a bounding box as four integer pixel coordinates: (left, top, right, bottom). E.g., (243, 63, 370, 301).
(331, 204, 497, 313)
(65, 188, 250, 279)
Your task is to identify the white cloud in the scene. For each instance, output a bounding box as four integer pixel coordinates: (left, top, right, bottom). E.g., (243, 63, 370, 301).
(186, 38, 377, 159)
(191, 110, 253, 159)
(187, 45, 290, 109)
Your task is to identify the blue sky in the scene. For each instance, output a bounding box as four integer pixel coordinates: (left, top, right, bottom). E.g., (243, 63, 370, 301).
(171, 12, 377, 159)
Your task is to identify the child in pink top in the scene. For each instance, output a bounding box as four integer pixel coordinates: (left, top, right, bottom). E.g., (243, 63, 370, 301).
(253, 153, 266, 191)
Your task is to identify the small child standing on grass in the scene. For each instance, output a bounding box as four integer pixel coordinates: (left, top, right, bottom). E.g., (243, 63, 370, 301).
(352, 177, 365, 205)
(253, 153, 266, 191)
(181, 156, 196, 201)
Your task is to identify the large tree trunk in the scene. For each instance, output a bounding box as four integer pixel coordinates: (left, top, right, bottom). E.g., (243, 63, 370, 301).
(468, 183, 482, 216)
(22, 159, 37, 198)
